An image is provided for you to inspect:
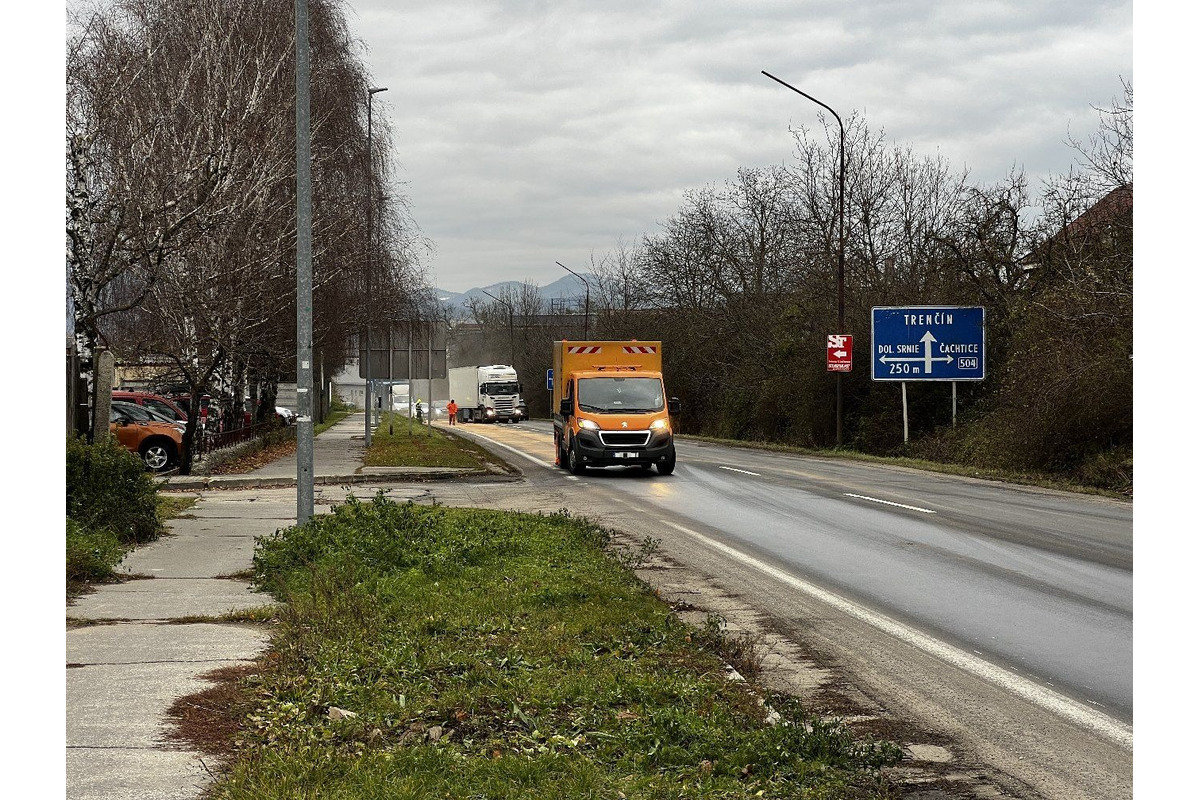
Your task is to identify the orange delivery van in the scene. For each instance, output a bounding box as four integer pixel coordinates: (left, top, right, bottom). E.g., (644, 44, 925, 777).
(552, 340, 681, 475)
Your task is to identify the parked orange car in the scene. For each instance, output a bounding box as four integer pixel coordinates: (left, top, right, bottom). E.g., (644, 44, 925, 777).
(109, 404, 183, 472)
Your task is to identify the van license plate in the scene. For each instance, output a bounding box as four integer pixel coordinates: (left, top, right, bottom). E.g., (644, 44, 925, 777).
(616, 451, 636, 459)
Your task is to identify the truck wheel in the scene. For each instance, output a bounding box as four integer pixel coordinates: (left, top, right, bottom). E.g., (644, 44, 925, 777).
(656, 447, 676, 476)
(567, 436, 586, 475)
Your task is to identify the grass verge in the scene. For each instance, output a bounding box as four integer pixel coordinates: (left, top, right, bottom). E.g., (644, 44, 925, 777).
(205, 495, 902, 798)
(364, 412, 509, 471)
(679, 433, 1130, 500)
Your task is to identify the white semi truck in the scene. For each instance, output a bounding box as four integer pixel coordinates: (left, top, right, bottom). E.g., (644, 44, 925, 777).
(448, 365, 526, 423)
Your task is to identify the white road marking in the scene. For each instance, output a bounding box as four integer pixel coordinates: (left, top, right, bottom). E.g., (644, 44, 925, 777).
(719, 466, 761, 476)
(452, 428, 557, 470)
(656, 518, 1134, 751)
(844, 493, 937, 514)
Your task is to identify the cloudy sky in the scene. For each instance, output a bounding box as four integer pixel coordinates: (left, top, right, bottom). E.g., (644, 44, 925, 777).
(343, 0, 1131, 292)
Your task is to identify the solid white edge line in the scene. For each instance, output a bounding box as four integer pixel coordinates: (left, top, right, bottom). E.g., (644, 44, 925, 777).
(719, 466, 761, 476)
(656, 518, 1133, 750)
(844, 493, 937, 514)
(453, 427, 557, 470)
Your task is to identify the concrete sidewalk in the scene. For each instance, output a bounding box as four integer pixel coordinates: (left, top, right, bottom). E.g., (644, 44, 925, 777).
(66, 491, 281, 799)
(65, 411, 507, 798)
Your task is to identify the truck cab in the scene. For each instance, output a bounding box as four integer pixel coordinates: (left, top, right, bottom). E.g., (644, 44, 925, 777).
(449, 365, 526, 423)
(553, 341, 680, 475)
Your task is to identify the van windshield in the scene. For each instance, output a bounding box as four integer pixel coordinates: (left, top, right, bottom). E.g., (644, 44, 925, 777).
(577, 377, 664, 413)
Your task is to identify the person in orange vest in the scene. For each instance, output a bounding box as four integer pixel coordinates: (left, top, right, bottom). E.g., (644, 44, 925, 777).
(446, 399, 458, 425)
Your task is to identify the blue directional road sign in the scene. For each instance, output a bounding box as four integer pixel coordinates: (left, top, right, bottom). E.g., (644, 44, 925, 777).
(546, 368, 554, 391)
(871, 306, 985, 381)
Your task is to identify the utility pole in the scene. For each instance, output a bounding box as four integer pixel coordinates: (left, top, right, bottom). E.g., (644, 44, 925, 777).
(295, 0, 314, 523)
(364, 86, 387, 447)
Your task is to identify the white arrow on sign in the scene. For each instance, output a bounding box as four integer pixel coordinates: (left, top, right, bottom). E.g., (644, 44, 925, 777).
(879, 330, 954, 373)
(833, 349, 848, 358)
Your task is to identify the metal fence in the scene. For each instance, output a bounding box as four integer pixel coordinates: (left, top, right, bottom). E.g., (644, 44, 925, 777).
(200, 420, 288, 455)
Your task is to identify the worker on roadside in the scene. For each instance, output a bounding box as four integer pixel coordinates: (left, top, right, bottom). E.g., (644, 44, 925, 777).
(446, 399, 458, 425)
(415, 399, 423, 423)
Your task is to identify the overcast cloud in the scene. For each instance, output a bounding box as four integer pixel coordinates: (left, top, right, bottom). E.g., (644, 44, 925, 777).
(343, 0, 1132, 292)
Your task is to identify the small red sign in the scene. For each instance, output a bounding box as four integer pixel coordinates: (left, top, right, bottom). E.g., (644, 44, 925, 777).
(827, 334, 853, 372)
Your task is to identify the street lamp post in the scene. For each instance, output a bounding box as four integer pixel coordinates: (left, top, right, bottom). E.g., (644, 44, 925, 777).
(364, 85, 387, 447)
(555, 261, 590, 340)
(480, 288, 515, 365)
(761, 70, 846, 447)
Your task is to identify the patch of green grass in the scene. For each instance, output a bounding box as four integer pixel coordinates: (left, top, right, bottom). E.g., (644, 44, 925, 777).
(157, 494, 199, 524)
(163, 607, 281, 625)
(216, 496, 902, 798)
(66, 518, 125, 591)
(363, 413, 501, 470)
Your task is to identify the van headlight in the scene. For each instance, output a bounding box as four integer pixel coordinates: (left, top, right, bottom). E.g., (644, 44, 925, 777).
(650, 418, 669, 430)
(578, 419, 599, 431)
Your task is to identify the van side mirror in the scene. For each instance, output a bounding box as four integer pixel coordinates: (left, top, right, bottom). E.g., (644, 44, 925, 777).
(559, 398, 573, 416)
(668, 397, 681, 414)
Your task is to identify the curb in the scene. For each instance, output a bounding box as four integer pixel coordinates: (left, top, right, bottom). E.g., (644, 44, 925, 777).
(159, 468, 515, 491)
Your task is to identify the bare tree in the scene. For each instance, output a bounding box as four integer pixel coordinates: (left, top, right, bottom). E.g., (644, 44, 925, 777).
(67, 5, 229, 438)
(87, 0, 425, 470)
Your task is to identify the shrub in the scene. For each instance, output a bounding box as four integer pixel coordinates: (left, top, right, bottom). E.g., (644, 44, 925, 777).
(66, 518, 124, 585)
(66, 435, 160, 545)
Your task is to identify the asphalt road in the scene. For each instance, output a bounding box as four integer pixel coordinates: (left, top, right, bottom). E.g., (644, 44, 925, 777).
(438, 418, 1133, 800)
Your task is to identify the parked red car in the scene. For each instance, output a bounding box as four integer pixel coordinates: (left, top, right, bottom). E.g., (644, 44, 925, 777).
(112, 390, 189, 424)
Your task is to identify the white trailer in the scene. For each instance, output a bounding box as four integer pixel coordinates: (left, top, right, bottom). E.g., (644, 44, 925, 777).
(448, 365, 525, 423)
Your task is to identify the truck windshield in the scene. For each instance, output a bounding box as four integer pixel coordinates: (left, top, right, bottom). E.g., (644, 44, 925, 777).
(483, 382, 519, 395)
(577, 377, 664, 413)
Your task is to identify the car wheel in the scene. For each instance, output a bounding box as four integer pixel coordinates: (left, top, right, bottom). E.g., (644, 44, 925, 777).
(567, 436, 586, 475)
(656, 447, 676, 476)
(140, 439, 175, 472)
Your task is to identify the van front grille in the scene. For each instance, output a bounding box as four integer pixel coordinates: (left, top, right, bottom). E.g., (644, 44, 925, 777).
(598, 431, 651, 447)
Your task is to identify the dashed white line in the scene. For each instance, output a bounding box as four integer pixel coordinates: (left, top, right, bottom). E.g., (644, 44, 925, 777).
(654, 518, 1133, 750)
(844, 493, 936, 514)
(719, 466, 761, 476)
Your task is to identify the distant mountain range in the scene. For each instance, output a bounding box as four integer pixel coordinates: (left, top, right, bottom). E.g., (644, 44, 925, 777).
(435, 274, 598, 313)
